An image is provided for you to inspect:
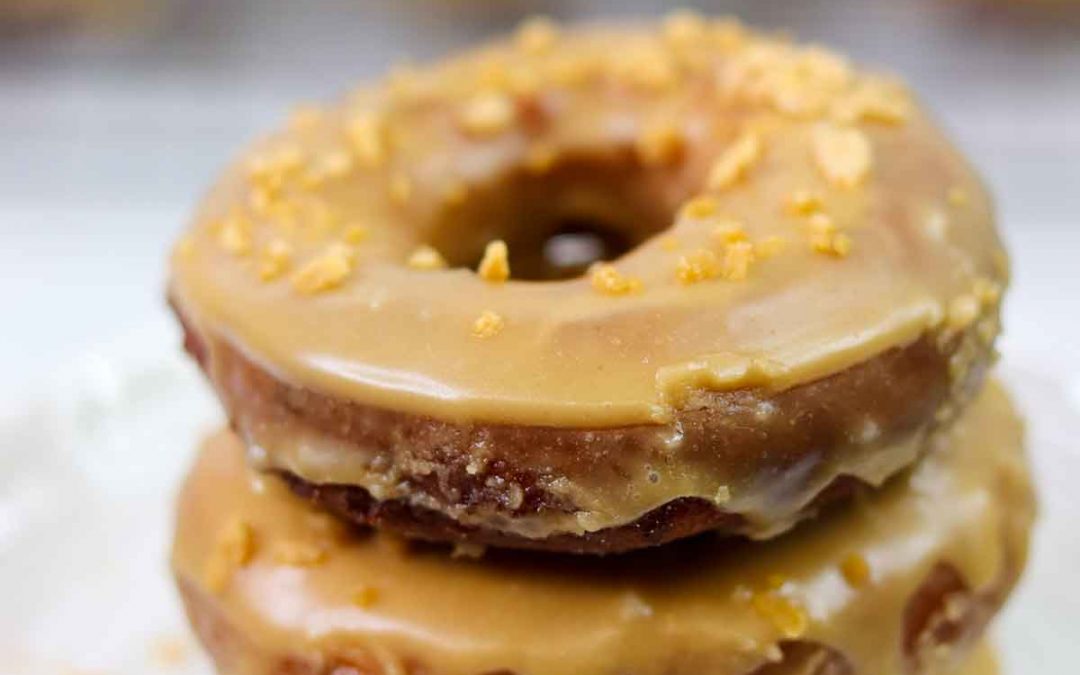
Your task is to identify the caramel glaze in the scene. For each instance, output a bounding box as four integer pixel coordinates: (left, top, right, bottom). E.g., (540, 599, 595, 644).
(172, 382, 1033, 675)
(178, 308, 990, 548)
(169, 18, 1005, 545)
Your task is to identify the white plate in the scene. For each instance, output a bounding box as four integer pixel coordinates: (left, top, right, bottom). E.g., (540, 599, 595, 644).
(0, 317, 1077, 674)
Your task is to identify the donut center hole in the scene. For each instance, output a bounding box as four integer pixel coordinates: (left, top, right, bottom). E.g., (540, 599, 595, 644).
(528, 220, 635, 280)
(427, 152, 691, 282)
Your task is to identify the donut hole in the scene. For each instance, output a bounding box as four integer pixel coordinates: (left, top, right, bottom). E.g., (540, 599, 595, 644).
(426, 151, 691, 281)
(531, 219, 636, 280)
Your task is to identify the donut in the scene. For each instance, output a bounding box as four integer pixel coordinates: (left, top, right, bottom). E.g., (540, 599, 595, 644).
(168, 15, 1007, 553)
(171, 381, 1033, 675)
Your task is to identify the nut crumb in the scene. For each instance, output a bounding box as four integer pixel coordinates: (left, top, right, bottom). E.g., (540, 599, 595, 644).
(751, 591, 808, 639)
(472, 310, 505, 338)
(812, 123, 872, 188)
(840, 552, 872, 588)
(676, 248, 720, 285)
(461, 93, 516, 137)
(407, 245, 448, 270)
(786, 189, 823, 216)
(720, 240, 755, 280)
(636, 121, 685, 166)
(291, 243, 355, 294)
(477, 240, 510, 282)
(347, 112, 387, 168)
(707, 131, 762, 190)
(204, 518, 256, 595)
(590, 263, 642, 296)
(258, 239, 292, 281)
(682, 195, 718, 219)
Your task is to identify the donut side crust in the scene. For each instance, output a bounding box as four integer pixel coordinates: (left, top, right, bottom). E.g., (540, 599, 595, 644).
(174, 299, 994, 554)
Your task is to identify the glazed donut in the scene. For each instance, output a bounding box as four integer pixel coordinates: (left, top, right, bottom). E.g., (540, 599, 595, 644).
(169, 16, 1007, 553)
(172, 381, 1033, 675)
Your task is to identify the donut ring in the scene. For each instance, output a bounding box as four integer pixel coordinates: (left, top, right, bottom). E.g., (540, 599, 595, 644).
(169, 17, 1006, 552)
(171, 382, 1033, 675)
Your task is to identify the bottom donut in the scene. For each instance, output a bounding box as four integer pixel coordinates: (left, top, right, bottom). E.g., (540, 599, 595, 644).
(171, 382, 1034, 675)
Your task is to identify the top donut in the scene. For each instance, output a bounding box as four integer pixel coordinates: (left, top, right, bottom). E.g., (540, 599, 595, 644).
(169, 14, 1007, 553)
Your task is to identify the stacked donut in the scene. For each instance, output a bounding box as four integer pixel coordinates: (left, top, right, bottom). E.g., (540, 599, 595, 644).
(167, 14, 1035, 675)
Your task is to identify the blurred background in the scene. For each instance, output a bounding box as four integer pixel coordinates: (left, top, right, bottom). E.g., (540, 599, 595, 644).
(1, 0, 1078, 401)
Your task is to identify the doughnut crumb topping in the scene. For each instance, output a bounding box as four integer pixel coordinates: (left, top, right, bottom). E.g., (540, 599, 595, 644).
(203, 518, 255, 595)
(407, 245, 449, 270)
(841, 553, 872, 588)
(812, 123, 873, 188)
(291, 243, 355, 294)
(590, 263, 643, 296)
(472, 310, 505, 338)
(707, 131, 762, 190)
(477, 240, 511, 283)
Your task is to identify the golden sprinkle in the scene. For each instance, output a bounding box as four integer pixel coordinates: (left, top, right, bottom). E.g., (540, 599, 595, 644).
(477, 239, 510, 283)
(947, 293, 980, 330)
(676, 249, 720, 285)
(682, 195, 719, 219)
(755, 235, 788, 259)
(831, 232, 854, 257)
(291, 242, 354, 294)
(347, 112, 387, 168)
(808, 213, 853, 257)
(389, 172, 412, 205)
(352, 585, 380, 608)
(217, 214, 252, 257)
(636, 121, 685, 166)
(752, 592, 808, 638)
(305, 149, 353, 185)
(812, 123, 872, 188)
(272, 541, 327, 567)
(711, 219, 748, 245)
(832, 79, 910, 126)
(707, 131, 762, 190)
(947, 186, 969, 207)
(472, 310, 505, 338)
(590, 263, 643, 296)
(248, 185, 275, 217)
(663, 9, 707, 45)
(204, 518, 255, 595)
(840, 553, 872, 588)
(460, 93, 516, 137)
(714, 485, 731, 504)
(786, 189, 824, 216)
(765, 574, 787, 591)
(721, 240, 755, 281)
(516, 16, 559, 53)
(343, 223, 369, 245)
(258, 239, 292, 281)
(247, 144, 304, 187)
(407, 245, 448, 270)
